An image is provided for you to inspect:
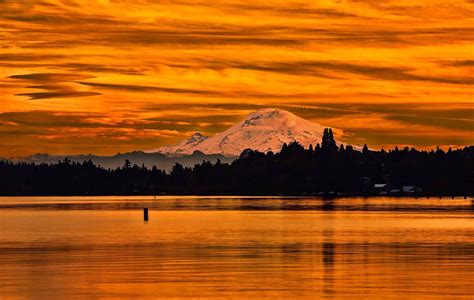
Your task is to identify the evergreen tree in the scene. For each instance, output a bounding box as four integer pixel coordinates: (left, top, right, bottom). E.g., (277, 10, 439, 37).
(322, 128, 337, 151)
(0, 129, 472, 196)
(123, 159, 132, 169)
(362, 144, 369, 155)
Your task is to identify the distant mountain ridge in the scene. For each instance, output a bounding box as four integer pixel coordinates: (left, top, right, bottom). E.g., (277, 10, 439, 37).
(151, 108, 340, 156)
(10, 151, 234, 171)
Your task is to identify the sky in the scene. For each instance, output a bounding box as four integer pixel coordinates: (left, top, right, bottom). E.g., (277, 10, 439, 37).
(0, 0, 473, 157)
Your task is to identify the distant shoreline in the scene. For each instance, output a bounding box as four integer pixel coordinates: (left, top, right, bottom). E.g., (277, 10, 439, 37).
(2, 134, 472, 197)
(1, 193, 472, 198)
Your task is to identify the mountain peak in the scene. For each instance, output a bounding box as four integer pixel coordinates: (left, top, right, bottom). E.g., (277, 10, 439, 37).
(188, 132, 207, 142)
(250, 107, 284, 116)
(150, 108, 343, 156)
(247, 108, 296, 120)
(151, 131, 208, 156)
(241, 108, 303, 128)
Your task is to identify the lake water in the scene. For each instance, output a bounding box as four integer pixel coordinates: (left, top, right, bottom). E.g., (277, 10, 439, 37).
(1, 196, 473, 299)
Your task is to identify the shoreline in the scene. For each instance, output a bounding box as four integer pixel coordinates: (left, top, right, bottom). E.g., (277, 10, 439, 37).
(0, 193, 472, 198)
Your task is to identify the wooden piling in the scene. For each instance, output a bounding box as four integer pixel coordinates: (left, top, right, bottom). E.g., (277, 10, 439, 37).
(144, 208, 149, 221)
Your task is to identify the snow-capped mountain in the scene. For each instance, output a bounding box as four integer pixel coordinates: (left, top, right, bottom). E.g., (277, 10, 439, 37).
(151, 108, 334, 157)
(156, 132, 208, 155)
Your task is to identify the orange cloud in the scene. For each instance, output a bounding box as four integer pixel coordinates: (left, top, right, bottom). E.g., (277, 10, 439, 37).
(0, 0, 473, 156)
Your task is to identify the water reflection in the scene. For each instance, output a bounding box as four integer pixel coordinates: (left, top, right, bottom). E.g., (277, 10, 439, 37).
(322, 230, 335, 296)
(321, 198, 336, 211)
(0, 197, 473, 298)
(1, 196, 473, 212)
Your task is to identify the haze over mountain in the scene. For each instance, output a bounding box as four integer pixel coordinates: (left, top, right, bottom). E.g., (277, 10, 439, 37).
(11, 151, 234, 172)
(152, 108, 346, 156)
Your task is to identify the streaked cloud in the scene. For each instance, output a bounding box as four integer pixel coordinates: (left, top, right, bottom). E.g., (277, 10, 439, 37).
(197, 60, 474, 85)
(9, 73, 94, 82)
(0, 0, 472, 156)
(8, 73, 100, 100)
(77, 82, 222, 95)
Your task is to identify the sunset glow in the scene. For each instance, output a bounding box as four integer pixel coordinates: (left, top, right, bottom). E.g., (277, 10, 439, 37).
(1, 0, 473, 156)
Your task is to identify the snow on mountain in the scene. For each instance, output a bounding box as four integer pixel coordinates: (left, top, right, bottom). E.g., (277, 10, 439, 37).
(151, 108, 335, 156)
(155, 132, 208, 155)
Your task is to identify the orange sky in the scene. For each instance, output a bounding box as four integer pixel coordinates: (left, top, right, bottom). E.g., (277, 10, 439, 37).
(0, 0, 473, 157)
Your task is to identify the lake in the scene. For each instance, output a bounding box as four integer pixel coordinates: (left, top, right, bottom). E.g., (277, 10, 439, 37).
(1, 196, 473, 299)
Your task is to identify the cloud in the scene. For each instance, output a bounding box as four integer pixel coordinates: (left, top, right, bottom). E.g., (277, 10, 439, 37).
(288, 102, 474, 126)
(0, 110, 192, 156)
(0, 55, 146, 75)
(9, 73, 94, 82)
(320, 113, 474, 148)
(0, 0, 472, 155)
(77, 81, 222, 95)
(209, 60, 474, 85)
(141, 102, 474, 142)
(0, 101, 473, 157)
(77, 81, 360, 99)
(219, 3, 364, 19)
(16, 91, 101, 100)
(94, 28, 305, 47)
(8, 73, 99, 100)
(443, 60, 474, 67)
(0, 53, 66, 61)
(56, 63, 145, 75)
(0, 111, 106, 129)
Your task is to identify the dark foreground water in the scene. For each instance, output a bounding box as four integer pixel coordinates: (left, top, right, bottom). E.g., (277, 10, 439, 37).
(1, 196, 473, 299)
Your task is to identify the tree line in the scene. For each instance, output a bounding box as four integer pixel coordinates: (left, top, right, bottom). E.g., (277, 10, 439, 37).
(1, 129, 472, 196)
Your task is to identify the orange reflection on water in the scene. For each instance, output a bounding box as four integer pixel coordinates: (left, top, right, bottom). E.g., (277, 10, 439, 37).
(0, 197, 474, 299)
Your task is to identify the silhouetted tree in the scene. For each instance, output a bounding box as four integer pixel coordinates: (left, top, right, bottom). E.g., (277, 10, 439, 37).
(0, 128, 472, 196)
(322, 128, 338, 152)
(362, 144, 369, 155)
